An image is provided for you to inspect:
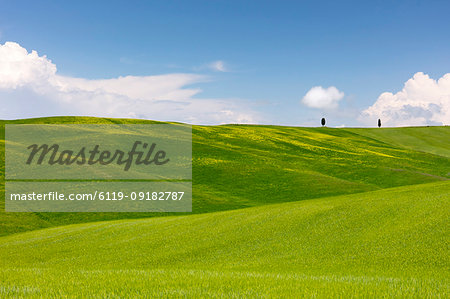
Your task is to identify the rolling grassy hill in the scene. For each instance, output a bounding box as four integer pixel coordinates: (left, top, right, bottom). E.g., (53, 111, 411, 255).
(0, 182, 448, 297)
(1, 117, 449, 236)
(0, 117, 449, 297)
(351, 126, 450, 158)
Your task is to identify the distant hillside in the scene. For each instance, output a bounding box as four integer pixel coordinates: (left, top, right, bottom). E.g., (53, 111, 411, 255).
(0, 117, 449, 235)
(350, 126, 450, 158)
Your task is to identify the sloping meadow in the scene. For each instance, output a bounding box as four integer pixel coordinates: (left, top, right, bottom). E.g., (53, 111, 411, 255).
(0, 117, 449, 235)
(0, 182, 448, 297)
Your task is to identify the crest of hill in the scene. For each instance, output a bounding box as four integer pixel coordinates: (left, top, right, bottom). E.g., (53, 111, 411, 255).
(0, 117, 449, 236)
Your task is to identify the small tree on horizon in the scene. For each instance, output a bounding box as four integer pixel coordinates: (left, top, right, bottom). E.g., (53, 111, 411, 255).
(378, 119, 381, 128)
(321, 118, 326, 127)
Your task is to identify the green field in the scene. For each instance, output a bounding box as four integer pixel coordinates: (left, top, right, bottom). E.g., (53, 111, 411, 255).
(0, 117, 449, 298)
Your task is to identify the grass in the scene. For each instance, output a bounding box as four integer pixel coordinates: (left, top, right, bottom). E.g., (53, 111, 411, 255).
(0, 268, 446, 298)
(0, 182, 448, 297)
(1, 117, 449, 235)
(350, 126, 450, 158)
(0, 116, 449, 297)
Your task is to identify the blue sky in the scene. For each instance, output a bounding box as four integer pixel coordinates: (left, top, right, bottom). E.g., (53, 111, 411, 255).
(0, 0, 449, 126)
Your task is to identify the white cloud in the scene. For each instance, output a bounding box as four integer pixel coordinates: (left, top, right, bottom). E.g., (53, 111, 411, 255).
(0, 42, 258, 124)
(360, 72, 450, 126)
(208, 60, 227, 72)
(301, 86, 344, 109)
(0, 42, 56, 89)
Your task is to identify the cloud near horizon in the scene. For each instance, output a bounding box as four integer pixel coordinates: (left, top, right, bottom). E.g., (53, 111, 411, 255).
(360, 72, 450, 126)
(301, 86, 344, 109)
(0, 42, 257, 124)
